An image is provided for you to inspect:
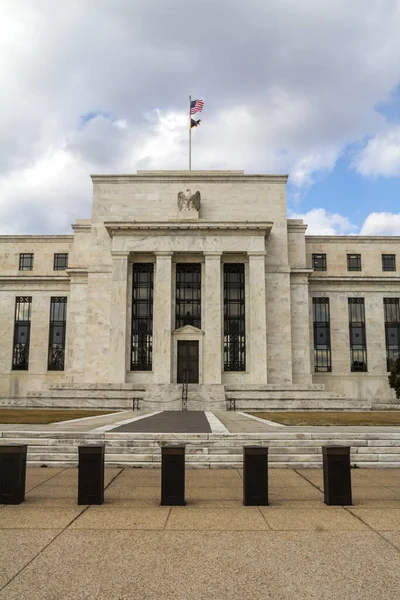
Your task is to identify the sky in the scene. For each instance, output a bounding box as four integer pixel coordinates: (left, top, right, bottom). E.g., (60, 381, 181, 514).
(1, 0, 400, 235)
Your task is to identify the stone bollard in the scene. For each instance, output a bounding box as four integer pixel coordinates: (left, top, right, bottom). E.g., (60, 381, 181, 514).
(161, 445, 186, 506)
(78, 444, 105, 505)
(0, 445, 27, 505)
(243, 446, 269, 506)
(323, 445, 352, 506)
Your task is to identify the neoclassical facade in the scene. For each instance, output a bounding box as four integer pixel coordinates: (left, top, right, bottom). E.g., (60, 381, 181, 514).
(0, 170, 399, 409)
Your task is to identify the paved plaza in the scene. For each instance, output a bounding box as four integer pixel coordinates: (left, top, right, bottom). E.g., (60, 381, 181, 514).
(1, 467, 400, 599)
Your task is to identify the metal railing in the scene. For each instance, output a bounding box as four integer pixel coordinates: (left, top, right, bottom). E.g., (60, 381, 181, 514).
(181, 370, 189, 411)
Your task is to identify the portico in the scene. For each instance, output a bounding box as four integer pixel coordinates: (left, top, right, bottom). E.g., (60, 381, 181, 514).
(105, 220, 272, 387)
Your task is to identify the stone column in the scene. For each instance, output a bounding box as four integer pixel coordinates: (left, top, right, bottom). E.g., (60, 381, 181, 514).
(153, 252, 173, 383)
(203, 252, 222, 383)
(248, 251, 268, 383)
(109, 251, 130, 383)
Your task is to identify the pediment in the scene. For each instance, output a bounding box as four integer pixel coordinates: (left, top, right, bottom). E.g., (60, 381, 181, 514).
(172, 325, 204, 336)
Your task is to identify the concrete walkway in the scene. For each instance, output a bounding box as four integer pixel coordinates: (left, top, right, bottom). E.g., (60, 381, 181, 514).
(1, 467, 400, 599)
(112, 410, 212, 433)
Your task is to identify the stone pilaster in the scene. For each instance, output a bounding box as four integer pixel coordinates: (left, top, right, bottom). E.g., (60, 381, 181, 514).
(290, 270, 313, 384)
(203, 252, 222, 383)
(248, 251, 267, 383)
(153, 252, 173, 383)
(109, 252, 129, 383)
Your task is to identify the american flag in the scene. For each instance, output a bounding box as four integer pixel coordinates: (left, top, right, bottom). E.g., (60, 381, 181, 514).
(190, 99, 204, 115)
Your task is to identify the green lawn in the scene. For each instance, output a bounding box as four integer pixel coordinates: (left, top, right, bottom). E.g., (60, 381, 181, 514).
(0, 409, 117, 424)
(250, 411, 400, 427)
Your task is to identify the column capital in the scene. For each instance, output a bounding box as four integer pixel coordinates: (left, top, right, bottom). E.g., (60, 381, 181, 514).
(247, 251, 267, 258)
(154, 251, 174, 258)
(203, 251, 223, 258)
(111, 251, 130, 259)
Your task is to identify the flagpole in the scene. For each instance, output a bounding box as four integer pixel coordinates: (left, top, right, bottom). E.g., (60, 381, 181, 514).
(189, 94, 192, 174)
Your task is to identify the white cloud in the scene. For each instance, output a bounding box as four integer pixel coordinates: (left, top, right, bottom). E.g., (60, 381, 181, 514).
(360, 212, 400, 235)
(290, 208, 400, 236)
(353, 127, 400, 176)
(1, 1, 400, 232)
(289, 208, 358, 235)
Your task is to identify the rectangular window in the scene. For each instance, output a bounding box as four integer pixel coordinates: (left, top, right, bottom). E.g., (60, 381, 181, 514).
(19, 253, 34, 271)
(347, 254, 361, 271)
(131, 263, 153, 371)
(12, 297, 32, 370)
(224, 263, 245, 371)
(384, 298, 400, 371)
(54, 253, 69, 271)
(348, 298, 367, 372)
(313, 298, 331, 372)
(312, 253, 327, 271)
(175, 263, 201, 329)
(48, 297, 67, 371)
(382, 254, 396, 272)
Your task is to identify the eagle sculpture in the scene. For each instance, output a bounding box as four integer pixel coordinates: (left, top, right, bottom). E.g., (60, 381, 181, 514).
(177, 189, 201, 211)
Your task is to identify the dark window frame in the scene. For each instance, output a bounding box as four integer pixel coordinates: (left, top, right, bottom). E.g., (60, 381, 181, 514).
(347, 254, 362, 271)
(224, 263, 246, 372)
(348, 298, 367, 372)
(48, 297, 67, 371)
(12, 297, 32, 370)
(384, 298, 400, 372)
(382, 254, 396, 272)
(19, 253, 34, 271)
(175, 263, 202, 330)
(53, 253, 69, 271)
(313, 298, 332, 372)
(312, 253, 327, 271)
(131, 263, 154, 371)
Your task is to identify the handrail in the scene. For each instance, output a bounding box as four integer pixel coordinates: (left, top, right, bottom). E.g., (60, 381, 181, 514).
(181, 370, 189, 410)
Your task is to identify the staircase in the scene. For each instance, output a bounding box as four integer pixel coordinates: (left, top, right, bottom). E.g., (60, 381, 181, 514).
(2, 430, 400, 468)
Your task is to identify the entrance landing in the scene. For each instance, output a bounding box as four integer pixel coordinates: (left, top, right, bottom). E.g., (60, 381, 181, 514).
(112, 410, 212, 434)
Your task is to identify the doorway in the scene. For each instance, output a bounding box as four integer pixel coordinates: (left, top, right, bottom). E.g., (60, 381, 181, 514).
(177, 341, 199, 383)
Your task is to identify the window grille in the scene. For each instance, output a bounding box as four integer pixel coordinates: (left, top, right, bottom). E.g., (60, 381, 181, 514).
(175, 264, 201, 330)
(131, 263, 153, 371)
(382, 254, 396, 272)
(19, 253, 34, 271)
(48, 297, 67, 370)
(347, 254, 361, 271)
(312, 254, 327, 271)
(54, 253, 69, 270)
(313, 298, 331, 372)
(348, 298, 367, 371)
(384, 298, 400, 371)
(12, 297, 32, 370)
(224, 263, 245, 371)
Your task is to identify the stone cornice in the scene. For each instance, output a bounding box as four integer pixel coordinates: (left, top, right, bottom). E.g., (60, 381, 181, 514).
(291, 268, 313, 276)
(92, 173, 288, 184)
(72, 224, 91, 233)
(287, 221, 307, 233)
(0, 275, 70, 283)
(306, 236, 400, 244)
(104, 221, 273, 237)
(309, 275, 400, 285)
(0, 235, 73, 243)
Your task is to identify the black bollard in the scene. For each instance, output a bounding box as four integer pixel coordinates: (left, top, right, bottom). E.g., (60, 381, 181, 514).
(78, 444, 105, 505)
(0, 445, 27, 505)
(243, 446, 269, 506)
(323, 445, 352, 506)
(161, 445, 185, 506)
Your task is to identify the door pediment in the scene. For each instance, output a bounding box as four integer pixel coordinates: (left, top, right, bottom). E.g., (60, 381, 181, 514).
(173, 325, 204, 336)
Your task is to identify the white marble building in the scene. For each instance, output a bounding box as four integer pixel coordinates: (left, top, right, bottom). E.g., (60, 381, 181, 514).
(0, 170, 399, 410)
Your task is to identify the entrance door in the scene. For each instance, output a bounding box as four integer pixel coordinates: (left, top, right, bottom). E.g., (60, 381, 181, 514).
(177, 341, 199, 383)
